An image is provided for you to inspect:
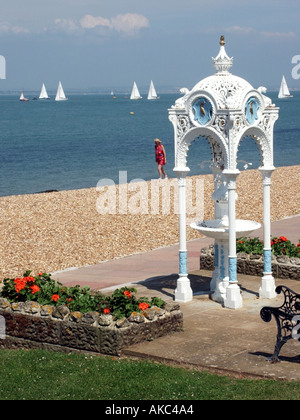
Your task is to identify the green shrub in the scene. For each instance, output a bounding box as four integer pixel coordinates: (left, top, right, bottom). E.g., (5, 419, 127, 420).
(236, 236, 300, 258)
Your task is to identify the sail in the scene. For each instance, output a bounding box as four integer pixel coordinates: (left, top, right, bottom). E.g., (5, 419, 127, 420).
(147, 80, 158, 100)
(20, 91, 29, 102)
(39, 83, 49, 99)
(55, 81, 68, 101)
(278, 76, 293, 98)
(130, 82, 142, 100)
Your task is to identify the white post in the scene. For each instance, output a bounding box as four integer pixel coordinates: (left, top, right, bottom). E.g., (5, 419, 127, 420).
(174, 168, 193, 303)
(223, 170, 243, 309)
(259, 167, 277, 299)
(210, 166, 223, 293)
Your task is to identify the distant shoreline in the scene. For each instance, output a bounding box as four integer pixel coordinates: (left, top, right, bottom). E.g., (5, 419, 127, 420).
(2, 89, 300, 96)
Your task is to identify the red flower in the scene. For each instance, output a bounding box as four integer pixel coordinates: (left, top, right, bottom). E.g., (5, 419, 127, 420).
(103, 308, 110, 314)
(139, 302, 150, 311)
(279, 236, 287, 242)
(14, 278, 27, 293)
(123, 290, 131, 298)
(30, 285, 40, 294)
(51, 294, 60, 302)
(24, 276, 35, 282)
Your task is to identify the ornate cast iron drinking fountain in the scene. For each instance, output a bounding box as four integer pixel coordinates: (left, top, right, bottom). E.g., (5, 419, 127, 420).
(168, 36, 279, 309)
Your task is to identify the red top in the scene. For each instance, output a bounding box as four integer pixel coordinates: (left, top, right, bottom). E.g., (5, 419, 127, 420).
(155, 144, 165, 165)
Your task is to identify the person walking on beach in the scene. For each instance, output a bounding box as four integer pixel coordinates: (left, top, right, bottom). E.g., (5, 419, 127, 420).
(154, 138, 168, 179)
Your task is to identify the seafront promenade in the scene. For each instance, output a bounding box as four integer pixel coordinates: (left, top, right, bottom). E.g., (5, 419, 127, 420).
(54, 215, 300, 381)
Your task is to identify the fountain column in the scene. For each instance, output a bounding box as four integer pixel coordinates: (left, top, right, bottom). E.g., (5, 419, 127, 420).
(210, 165, 223, 293)
(223, 170, 243, 309)
(174, 168, 193, 303)
(211, 173, 230, 303)
(259, 167, 277, 299)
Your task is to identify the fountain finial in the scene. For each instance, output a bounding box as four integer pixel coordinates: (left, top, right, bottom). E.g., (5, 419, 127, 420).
(220, 35, 225, 46)
(212, 35, 233, 74)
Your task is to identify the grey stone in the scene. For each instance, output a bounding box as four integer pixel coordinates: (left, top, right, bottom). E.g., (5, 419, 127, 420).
(290, 257, 300, 266)
(82, 311, 100, 325)
(0, 298, 10, 310)
(249, 254, 262, 261)
(24, 301, 41, 315)
(237, 252, 248, 260)
(164, 302, 180, 312)
(128, 312, 145, 324)
(40, 305, 54, 317)
(276, 255, 290, 264)
(11, 302, 26, 312)
(149, 306, 165, 317)
(116, 318, 130, 328)
(98, 314, 113, 326)
(52, 305, 70, 320)
(142, 308, 156, 321)
(70, 311, 83, 323)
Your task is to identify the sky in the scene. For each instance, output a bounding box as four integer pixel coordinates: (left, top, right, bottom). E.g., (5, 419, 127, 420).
(0, 0, 300, 93)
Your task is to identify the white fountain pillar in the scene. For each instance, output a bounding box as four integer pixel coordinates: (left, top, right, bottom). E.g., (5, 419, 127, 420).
(210, 173, 230, 303)
(259, 167, 277, 299)
(174, 168, 193, 303)
(210, 165, 223, 293)
(223, 170, 243, 309)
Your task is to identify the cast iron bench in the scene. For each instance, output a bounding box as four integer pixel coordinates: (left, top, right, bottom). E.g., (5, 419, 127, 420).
(260, 285, 300, 362)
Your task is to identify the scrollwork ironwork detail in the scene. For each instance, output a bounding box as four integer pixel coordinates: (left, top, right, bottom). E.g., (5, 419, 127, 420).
(260, 286, 300, 362)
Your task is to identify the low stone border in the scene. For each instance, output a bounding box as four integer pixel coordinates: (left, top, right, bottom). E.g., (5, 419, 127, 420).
(0, 299, 183, 356)
(200, 245, 300, 280)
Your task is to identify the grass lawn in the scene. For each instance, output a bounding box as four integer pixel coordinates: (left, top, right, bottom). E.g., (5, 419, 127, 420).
(0, 349, 299, 400)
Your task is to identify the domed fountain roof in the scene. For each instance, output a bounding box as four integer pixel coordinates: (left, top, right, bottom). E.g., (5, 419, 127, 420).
(190, 36, 254, 110)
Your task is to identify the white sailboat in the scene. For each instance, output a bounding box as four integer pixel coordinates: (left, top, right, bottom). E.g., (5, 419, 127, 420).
(278, 75, 293, 99)
(147, 80, 159, 100)
(55, 81, 68, 101)
(20, 91, 29, 102)
(39, 83, 49, 100)
(130, 82, 142, 100)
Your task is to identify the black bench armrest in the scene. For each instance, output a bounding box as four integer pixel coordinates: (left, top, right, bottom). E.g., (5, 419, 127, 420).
(260, 286, 300, 362)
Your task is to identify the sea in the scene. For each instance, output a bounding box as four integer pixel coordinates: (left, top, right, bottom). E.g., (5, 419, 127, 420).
(0, 91, 299, 197)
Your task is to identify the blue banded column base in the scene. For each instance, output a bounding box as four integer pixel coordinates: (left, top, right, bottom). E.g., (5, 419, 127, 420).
(179, 251, 188, 276)
(176, 251, 193, 303)
(259, 249, 276, 299)
(263, 249, 272, 275)
(224, 257, 243, 309)
(228, 257, 237, 284)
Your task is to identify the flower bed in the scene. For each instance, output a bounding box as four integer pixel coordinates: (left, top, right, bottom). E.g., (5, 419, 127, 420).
(236, 236, 300, 258)
(0, 273, 183, 356)
(200, 237, 300, 281)
(0, 272, 165, 318)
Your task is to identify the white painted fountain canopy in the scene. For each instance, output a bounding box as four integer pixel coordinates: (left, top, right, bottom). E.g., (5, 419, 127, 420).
(168, 36, 279, 308)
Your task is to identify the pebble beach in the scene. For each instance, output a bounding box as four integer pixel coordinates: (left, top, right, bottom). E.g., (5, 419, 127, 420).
(0, 165, 299, 280)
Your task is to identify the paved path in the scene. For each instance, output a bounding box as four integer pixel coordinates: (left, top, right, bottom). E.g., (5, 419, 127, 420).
(54, 216, 300, 381)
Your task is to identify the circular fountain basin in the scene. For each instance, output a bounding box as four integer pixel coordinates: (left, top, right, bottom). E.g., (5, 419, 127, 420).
(190, 219, 261, 240)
